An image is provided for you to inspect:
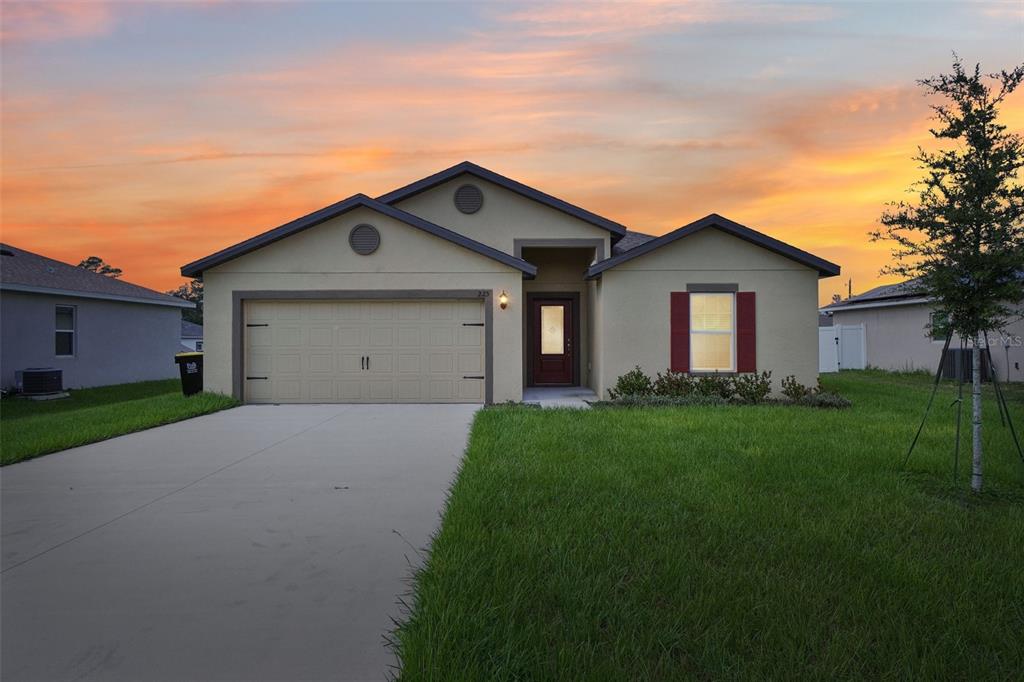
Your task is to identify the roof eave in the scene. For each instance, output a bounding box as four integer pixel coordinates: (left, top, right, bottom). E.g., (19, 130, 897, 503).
(585, 215, 840, 279)
(180, 193, 537, 278)
(0, 283, 194, 308)
(376, 161, 628, 238)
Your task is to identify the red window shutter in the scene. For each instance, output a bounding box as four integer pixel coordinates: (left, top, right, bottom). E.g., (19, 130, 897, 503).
(670, 292, 690, 372)
(736, 292, 756, 372)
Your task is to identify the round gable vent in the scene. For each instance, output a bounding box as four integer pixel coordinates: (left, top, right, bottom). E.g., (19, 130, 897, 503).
(454, 183, 484, 214)
(349, 224, 380, 255)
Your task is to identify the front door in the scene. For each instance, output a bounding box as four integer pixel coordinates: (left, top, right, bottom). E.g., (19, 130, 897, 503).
(530, 297, 575, 385)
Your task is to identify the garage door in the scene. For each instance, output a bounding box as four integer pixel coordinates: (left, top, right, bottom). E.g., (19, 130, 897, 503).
(244, 299, 485, 403)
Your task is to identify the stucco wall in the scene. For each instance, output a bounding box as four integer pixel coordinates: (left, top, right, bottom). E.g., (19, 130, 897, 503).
(0, 291, 181, 389)
(521, 247, 594, 387)
(595, 228, 822, 397)
(392, 174, 612, 257)
(829, 303, 1024, 382)
(202, 206, 524, 402)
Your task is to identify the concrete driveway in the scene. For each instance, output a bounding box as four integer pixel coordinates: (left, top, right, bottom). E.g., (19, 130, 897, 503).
(1, 404, 477, 681)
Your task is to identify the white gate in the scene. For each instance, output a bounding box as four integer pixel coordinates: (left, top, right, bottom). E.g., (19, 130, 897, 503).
(819, 324, 866, 372)
(819, 327, 839, 372)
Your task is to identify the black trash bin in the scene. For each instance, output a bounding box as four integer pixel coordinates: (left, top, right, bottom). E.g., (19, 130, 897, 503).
(174, 352, 204, 396)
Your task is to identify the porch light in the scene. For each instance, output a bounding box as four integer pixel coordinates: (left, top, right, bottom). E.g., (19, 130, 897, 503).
(498, 291, 509, 310)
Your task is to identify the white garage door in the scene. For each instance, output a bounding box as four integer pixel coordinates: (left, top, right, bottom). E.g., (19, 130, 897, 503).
(244, 299, 485, 403)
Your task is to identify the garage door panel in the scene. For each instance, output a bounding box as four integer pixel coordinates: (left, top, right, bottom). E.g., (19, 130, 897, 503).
(244, 299, 484, 404)
(369, 327, 393, 347)
(309, 353, 333, 373)
(339, 353, 363, 373)
(337, 327, 363, 347)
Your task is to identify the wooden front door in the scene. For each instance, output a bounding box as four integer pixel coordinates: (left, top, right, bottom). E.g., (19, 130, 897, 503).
(530, 297, 575, 385)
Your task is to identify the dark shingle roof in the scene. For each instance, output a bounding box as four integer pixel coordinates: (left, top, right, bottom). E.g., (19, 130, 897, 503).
(376, 161, 628, 238)
(181, 320, 204, 338)
(0, 244, 191, 308)
(181, 194, 537, 278)
(612, 230, 656, 256)
(820, 279, 925, 311)
(587, 214, 841, 279)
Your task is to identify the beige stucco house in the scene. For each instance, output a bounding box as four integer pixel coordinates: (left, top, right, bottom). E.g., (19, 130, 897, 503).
(821, 281, 1024, 382)
(182, 162, 840, 403)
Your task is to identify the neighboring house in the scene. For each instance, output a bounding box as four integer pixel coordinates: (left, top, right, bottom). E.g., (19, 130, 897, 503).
(821, 280, 1024, 382)
(0, 244, 193, 390)
(180, 320, 204, 351)
(182, 161, 840, 404)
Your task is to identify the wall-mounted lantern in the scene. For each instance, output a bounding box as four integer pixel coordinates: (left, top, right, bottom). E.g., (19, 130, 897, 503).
(498, 291, 509, 310)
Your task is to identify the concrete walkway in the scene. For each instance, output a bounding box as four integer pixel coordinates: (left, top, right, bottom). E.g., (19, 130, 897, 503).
(522, 386, 597, 408)
(1, 404, 476, 681)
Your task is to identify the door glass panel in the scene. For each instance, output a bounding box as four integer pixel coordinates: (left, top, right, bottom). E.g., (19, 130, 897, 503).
(540, 305, 564, 355)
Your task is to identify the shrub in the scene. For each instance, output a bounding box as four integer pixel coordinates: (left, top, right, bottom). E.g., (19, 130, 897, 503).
(799, 391, 852, 409)
(733, 371, 773, 404)
(652, 370, 694, 397)
(694, 373, 735, 400)
(608, 366, 654, 399)
(781, 375, 814, 402)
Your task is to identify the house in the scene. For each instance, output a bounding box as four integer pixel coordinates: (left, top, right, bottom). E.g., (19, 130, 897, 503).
(0, 244, 193, 390)
(181, 161, 840, 403)
(180, 320, 204, 352)
(821, 280, 1024, 382)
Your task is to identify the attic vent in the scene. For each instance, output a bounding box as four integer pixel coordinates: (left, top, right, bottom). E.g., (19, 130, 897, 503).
(349, 224, 380, 255)
(454, 184, 483, 214)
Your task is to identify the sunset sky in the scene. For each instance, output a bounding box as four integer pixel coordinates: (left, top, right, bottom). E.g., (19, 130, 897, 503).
(2, 1, 1022, 304)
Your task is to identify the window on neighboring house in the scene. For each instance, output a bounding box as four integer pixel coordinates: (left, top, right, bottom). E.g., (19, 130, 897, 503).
(929, 311, 950, 341)
(195, 341, 203, 351)
(690, 293, 735, 371)
(55, 305, 76, 356)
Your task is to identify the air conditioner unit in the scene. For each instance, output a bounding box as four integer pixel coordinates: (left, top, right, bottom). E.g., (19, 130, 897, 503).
(16, 368, 64, 395)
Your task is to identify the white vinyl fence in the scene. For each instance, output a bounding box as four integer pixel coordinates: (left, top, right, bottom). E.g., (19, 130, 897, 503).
(819, 324, 866, 373)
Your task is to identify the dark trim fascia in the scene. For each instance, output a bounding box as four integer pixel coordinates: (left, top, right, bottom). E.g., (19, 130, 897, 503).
(524, 292, 581, 387)
(182, 194, 537, 278)
(376, 161, 627, 238)
(513, 238, 606, 262)
(585, 214, 841, 279)
(687, 283, 739, 293)
(232, 289, 494, 405)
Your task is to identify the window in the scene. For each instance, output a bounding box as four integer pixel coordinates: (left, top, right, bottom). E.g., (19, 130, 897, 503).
(195, 341, 204, 351)
(929, 311, 950, 341)
(540, 305, 564, 355)
(690, 293, 734, 371)
(55, 305, 76, 356)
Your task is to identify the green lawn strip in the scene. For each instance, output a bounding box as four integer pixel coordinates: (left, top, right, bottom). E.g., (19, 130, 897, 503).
(395, 372, 1024, 680)
(1, 383, 238, 465)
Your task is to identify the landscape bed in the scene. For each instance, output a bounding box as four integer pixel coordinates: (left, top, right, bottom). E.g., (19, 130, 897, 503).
(0, 379, 238, 466)
(395, 371, 1024, 680)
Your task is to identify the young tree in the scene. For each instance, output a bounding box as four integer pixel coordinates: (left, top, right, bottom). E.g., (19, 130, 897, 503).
(871, 57, 1024, 492)
(168, 278, 203, 325)
(77, 256, 122, 278)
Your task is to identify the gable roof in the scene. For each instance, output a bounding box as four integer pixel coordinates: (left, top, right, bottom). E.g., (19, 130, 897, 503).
(0, 244, 192, 308)
(612, 230, 656, 256)
(180, 194, 537, 278)
(376, 161, 628, 238)
(585, 214, 841, 279)
(820, 279, 926, 312)
(181, 320, 204, 338)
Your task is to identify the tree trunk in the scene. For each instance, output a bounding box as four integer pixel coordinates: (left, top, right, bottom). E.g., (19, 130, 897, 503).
(971, 334, 983, 492)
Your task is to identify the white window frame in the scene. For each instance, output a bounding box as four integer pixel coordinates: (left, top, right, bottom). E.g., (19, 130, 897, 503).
(690, 293, 736, 372)
(55, 305, 76, 357)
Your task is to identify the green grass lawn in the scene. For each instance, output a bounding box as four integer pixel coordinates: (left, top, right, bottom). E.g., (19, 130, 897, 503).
(1, 379, 238, 466)
(395, 371, 1024, 680)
